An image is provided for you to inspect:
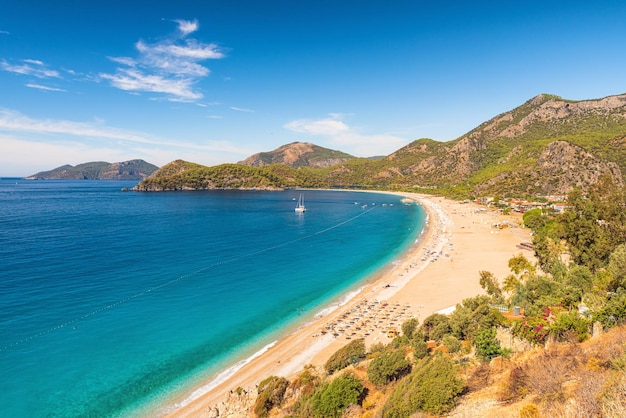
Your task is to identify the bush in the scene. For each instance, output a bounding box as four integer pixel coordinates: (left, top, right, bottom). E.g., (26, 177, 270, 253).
(474, 327, 504, 361)
(253, 376, 289, 417)
(442, 334, 461, 354)
(599, 370, 626, 417)
(324, 339, 366, 374)
(381, 353, 465, 416)
(411, 330, 429, 360)
(496, 366, 529, 403)
(421, 313, 450, 341)
(401, 318, 419, 339)
(310, 373, 366, 418)
(550, 310, 590, 342)
(367, 349, 411, 387)
(448, 296, 503, 341)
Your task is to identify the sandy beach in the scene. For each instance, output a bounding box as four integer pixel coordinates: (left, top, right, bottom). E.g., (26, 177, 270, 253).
(166, 193, 533, 417)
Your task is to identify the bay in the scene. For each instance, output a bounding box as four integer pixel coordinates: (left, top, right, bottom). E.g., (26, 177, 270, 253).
(0, 180, 424, 417)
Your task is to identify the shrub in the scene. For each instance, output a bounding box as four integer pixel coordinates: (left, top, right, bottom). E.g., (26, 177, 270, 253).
(496, 366, 529, 403)
(594, 289, 626, 328)
(511, 315, 550, 345)
(401, 318, 419, 339)
(253, 376, 289, 417)
(550, 310, 590, 342)
(381, 353, 465, 416)
(448, 296, 503, 341)
(599, 370, 626, 417)
(367, 349, 411, 387)
(525, 349, 577, 402)
(519, 404, 540, 418)
(421, 313, 450, 341)
(442, 334, 461, 354)
(474, 327, 504, 361)
(310, 373, 366, 418)
(324, 339, 365, 374)
(411, 330, 429, 360)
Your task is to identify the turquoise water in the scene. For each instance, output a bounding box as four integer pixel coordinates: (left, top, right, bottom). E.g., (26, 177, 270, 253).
(0, 180, 424, 416)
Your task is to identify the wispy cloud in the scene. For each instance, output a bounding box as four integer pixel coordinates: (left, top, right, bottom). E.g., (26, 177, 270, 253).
(1, 59, 60, 78)
(284, 114, 407, 157)
(0, 30, 9, 35)
(0, 109, 250, 156)
(25, 83, 66, 92)
(100, 19, 225, 102)
(285, 114, 350, 136)
(230, 106, 255, 113)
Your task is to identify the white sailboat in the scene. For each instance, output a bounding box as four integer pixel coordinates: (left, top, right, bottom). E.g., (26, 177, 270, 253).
(295, 193, 306, 213)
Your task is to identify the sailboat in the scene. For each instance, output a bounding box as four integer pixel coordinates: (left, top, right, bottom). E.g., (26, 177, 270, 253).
(295, 193, 306, 213)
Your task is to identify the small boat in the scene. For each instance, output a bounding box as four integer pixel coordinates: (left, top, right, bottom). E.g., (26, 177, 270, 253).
(295, 193, 306, 213)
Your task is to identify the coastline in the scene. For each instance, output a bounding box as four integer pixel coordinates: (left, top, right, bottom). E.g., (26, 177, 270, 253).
(165, 193, 533, 417)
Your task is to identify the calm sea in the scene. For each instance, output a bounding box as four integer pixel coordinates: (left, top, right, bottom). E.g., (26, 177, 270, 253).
(0, 179, 424, 417)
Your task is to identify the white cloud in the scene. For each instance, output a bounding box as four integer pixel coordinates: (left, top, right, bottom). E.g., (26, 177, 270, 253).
(285, 116, 349, 136)
(0, 30, 10, 35)
(284, 114, 407, 157)
(25, 83, 66, 92)
(1, 59, 60, 78)
(0, 108, 182, 145)
(101, 19, 225, 102)
(100, 68, 202, 101)
(175, 19, 199, 36)
(0, 110, 253, 176)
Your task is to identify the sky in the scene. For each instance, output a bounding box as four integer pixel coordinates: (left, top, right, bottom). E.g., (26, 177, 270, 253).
(1, 1, 625, 177)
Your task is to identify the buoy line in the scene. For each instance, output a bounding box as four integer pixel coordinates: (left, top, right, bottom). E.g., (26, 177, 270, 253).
(1, 205, 379, 352)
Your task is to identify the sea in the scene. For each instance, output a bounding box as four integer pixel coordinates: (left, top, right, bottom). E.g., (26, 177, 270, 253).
(0, 179, 425, 417)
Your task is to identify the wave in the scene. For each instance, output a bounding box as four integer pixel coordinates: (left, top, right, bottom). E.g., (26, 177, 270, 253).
(161, 340, 278, 414)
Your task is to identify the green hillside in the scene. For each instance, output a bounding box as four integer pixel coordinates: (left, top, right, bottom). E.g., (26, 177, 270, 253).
(134, 93, 626, 198)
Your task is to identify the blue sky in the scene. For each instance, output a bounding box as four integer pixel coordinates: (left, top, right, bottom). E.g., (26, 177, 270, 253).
(1, 1, 625, 176)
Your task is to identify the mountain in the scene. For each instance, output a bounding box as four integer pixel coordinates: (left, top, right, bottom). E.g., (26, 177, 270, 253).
(366, 93, 626, 196)
(238, 142, 355, 168)
(26, 159, 158, 180)
(134, 93, 626, 197)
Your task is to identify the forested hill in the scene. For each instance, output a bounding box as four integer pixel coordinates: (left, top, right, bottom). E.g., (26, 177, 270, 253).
(27, 159, 158, 180)
(134, 93, 626, 197)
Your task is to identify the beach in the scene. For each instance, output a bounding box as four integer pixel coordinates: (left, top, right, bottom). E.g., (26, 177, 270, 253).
(166, 193, 533, 417)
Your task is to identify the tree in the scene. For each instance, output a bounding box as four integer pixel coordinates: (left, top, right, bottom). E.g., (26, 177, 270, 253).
(253, 376, 289, 417)
(367, 349, 411, 387)
(442, 334, 461, 354)
(411, 330, 429, 360)
(310, 373, 365, 418)
(560, 178, 626, 272)
(474, 327, 504, 361)
(523, 208, 547, 230)
(401, 318, 419, 340)
(609, 244, 626, 291)
(479, 270, 504, 302)
(324, 339, 365, 374)
(421, 313, 451, 341)
(448, 295, 504, 341)
(381, 353, 465, 416)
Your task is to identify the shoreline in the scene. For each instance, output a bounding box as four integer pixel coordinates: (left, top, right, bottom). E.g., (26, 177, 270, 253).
(166, 192, 533, 417)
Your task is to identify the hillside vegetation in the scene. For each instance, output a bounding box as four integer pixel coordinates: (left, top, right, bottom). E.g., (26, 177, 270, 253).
(216, 177, 626, 417)
(134, 93, 626, 197)
(26, 159, 157, 180)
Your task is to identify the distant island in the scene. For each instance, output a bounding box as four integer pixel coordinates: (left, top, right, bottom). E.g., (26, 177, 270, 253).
(26, 159, 158, 180)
